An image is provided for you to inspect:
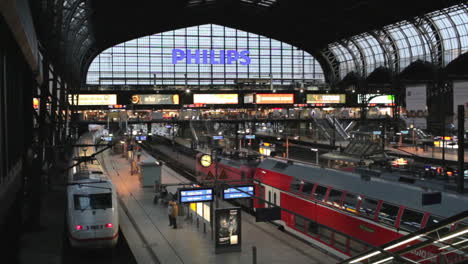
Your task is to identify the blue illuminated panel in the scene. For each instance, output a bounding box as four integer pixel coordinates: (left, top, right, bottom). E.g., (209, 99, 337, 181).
(245, 135, 255, 139)
(179, 188, 214, 203)
(223, 186, 254, 200)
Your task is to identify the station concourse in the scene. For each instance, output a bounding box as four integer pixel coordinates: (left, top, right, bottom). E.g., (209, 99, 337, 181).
(1, 1, 468, 264)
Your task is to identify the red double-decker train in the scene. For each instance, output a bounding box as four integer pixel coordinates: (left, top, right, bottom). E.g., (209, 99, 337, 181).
(195, 153, 467, 262)
(253, 158, 468, 263)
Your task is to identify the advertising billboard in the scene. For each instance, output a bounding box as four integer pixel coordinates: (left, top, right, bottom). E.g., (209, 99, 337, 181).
(358, 94, 395, 104)
(307, 94, 346, 104)
(453, 81, 468, 129)
(193, 94, 238, 104)
(215, 208, 242, 254)
(256, 94, 294, 104)
(223, 185, 254, 200)
(69, 94, 117, 106)
(405, 85, 427, 129)
(131, 94, 180, 105)
(179, 188, 214, 203)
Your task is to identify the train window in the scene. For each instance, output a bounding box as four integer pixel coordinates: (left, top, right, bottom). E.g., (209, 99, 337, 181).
(359, 198, 379, 219)
(74, 193, 112, 210)
(307, 221, 318, 236)
(273, 193, 277, 206)
(400, 209, 424, 232)
(294, 215, 306, 232)
(378, 203, 400, 226)
(343, 193, 359, 214)
(327, 189, 343, 207)
(349, 240, 367, 256)
(258, 186, 265, 206)
(333, 232, 348, 252)
(318, 226, 332, 244)
(313, 185, 328, 201)
(290, 179, 302, 193)
(301, 182, 314, 196)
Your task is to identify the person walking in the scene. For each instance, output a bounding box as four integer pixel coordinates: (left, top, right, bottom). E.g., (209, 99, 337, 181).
(168, 199, 178, 229)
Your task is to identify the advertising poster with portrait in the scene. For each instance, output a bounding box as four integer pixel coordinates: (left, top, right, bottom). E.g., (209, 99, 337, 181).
(215, 208, 241, 254)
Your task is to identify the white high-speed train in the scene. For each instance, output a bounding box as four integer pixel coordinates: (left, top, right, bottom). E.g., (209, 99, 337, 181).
(66, 133, 119, 248)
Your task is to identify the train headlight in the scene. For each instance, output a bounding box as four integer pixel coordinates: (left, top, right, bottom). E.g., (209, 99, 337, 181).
(105, 223, 113, 228)
(75, 225, 83, 231)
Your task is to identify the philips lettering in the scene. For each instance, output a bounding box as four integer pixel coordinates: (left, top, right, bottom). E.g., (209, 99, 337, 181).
(172, 49, 251, 65)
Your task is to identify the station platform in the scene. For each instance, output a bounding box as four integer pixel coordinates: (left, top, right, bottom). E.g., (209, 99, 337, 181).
(99, 149, 338, 264)
(389, 145, 468, 163)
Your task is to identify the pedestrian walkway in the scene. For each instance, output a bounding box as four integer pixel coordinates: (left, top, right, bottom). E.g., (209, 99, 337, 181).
(99, 149, 338, 264)
(389, 145, 468, 163)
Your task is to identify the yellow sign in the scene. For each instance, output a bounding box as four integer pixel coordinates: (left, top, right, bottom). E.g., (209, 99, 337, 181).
(69, 94, 117, 106)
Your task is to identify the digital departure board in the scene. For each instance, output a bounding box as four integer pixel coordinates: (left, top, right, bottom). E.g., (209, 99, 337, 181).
(179, 188, 214, 203)
(223, 185, 254, 200)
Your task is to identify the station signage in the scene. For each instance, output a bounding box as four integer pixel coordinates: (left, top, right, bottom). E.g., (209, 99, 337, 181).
(213, 136, 224, 140)
(193, 94, 238, 104)
(245, 135, 255, 139)
(307, 94, 346, 104)
(223, 185, 254, 200)
(172, 49, 251, 65)
(256, 94, 294, 104)
(135, 136, 147, 141)
(179, 188, 214, 203)
(131, 94, 180, 105)
(358, 94, 395, 105)
(69, 94, 117, 106)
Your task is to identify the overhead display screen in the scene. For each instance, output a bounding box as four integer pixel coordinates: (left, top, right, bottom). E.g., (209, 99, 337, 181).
(358, 94, 395, 104)
(69, 94, 117, 106)
(131, 94, 179, 105)
(193, 94, 238, 104)
(179, 188, 214, 203)
(256, 94, 294, 104)
(223, 185, 254, 200)
(307, 94, 346, 104)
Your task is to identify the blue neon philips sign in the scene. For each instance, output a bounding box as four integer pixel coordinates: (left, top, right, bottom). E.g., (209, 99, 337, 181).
(172, 49, 251, 65)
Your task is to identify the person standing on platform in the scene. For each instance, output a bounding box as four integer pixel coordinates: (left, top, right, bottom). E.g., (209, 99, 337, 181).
(136, 145, 142, 161)
(168, 199, 178, 229)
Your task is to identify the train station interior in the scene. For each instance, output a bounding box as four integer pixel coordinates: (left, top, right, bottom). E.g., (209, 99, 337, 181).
(1, 1, 468, 263)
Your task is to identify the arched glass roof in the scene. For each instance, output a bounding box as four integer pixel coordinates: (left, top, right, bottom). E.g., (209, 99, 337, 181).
(86, 24, 324, 86)
(325, 3, 468, 79)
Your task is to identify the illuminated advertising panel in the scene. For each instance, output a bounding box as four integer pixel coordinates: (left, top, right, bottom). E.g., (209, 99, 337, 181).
(33, 98, 40, 110)
(215, 208, 242, 254)
(193, 94, 238, 104)
(131, 94, 179, 105)
(307, 94, 346, 104)
(358, 94, 395, 104)
(256, 94, 294, 104)
(69, 94, 117, 106)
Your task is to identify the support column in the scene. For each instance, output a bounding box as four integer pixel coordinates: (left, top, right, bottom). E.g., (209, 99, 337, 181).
(457, 105, 465, 194)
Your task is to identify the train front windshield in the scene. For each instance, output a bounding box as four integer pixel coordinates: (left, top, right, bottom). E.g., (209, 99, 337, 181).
(74, 193, 112, 210)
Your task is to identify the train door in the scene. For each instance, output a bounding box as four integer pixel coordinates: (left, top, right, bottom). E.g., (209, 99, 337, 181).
(263, 185, 281, 208)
